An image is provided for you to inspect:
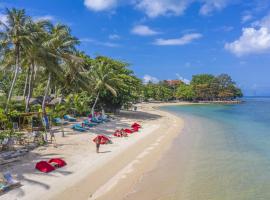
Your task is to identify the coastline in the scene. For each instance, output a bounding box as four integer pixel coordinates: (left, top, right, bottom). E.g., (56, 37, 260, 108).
(0, 102, 186, 200)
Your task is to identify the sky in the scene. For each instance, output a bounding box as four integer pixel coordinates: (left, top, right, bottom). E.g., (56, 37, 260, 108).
(1, 0, 270, 96)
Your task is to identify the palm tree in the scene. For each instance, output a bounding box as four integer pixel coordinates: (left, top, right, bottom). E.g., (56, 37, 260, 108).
(23, 20, 50, 112)
(0, 8, 32, 112)
(89, 59, 118, 116)
(41, 24, 79, 113)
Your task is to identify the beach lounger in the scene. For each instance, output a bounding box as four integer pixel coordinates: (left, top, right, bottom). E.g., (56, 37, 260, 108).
(83, 120, 96, 127)
(113, 130, 128, 137)
(53, 118, 69, 125)
(98, 115, 110, 122)
(48, 158, 66, 168)
(124, 129, 134, 134)
(131, 123, 141, 129)
(71, 124, 87, 132)
(36, 161, 55, 173)
(0, 172, 21, 195)
(91, 117, 103, 123)
(64, 115, 77, 122)
(132, 126, 139, 132)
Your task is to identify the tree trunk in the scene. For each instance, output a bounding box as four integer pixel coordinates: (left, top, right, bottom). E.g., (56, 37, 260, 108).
(91, 91, 100, 116)
(23, 67, 30, 100)
(42, 73, 51, 113)
(5, 45, 20, 113)
(61, 122, 65, 137)
(25, 63, 34, 112)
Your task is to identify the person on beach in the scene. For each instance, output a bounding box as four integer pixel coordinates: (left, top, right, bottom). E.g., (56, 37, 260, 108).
(95, 137, 101, 153)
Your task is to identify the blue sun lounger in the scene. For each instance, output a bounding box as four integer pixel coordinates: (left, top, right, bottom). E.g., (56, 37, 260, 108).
(64, 115, 76, 122)
(91, 117, 103, 123)
(83, 120, 96, 127)
(0, 172, 21, 194)
(53, 118, 69, 125)
(71, 124, 87, 132)
(98, 115, 110, 122)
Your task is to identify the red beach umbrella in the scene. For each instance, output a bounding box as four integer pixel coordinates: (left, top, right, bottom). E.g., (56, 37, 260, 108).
(93, 135, 112, 144)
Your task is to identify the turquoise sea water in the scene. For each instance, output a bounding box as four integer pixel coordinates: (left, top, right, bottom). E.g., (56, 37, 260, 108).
(128, 98, 270, 200)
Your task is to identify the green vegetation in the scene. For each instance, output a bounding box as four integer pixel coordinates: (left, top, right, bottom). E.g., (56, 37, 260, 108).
(0, 8, 141, 117)
(142, 74, 242, 101)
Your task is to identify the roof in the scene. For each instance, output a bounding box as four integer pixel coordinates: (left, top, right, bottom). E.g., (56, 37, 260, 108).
(164, 80, 183, 86)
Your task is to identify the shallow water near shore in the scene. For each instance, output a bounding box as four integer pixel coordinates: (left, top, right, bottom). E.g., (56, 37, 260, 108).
(125, 98, 270, 200)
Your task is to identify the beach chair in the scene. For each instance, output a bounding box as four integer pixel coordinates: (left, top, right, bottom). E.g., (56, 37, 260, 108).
(124, 128, 134, 134)
(0, 172, 21, 195)
(91, 117, 103, 124)
(64, 115, 77, 122)
(113, 129, 128, 137)
(53, 118, 69, 125)
(71, 124, 87, 132)
(131, 123, 141, 129)
(98, 115, 110, 122)
(83, 120, 96, 127)
(35, 161, 55, 173)
(48, 158, 67, 168)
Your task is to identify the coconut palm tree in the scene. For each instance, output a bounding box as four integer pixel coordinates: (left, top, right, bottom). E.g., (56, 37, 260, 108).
(0, 8, 32, 112)
(41, 24, 79, 113)
(89, 59, 119, 116)
(23, 20, 51, 112)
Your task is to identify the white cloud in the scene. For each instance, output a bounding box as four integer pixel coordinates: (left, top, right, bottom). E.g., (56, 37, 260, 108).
(0, 14, 7, 24)
(154, 33, 202, 46)
(176, 73, 190, 84)
(0, 14, 7, 31)
(81, 38, 119, 47)
(225, 14, 270, 56)
(255, 14, 270, 28)
(131, 25, 159, 36)
(225, 27, 270, 56)
(135, 0, 190, 18)
(143, 74, 159, 84)
(83, 0, 234, 17)
(109, 34, 120, 40)
(84, 0, 118, 11)
(242, 14, 253, 23)
(34, 15, 55, 22)
(199, 0, 230, 15)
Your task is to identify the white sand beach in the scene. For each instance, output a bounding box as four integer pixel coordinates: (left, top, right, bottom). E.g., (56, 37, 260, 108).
(0, 102, 185, 200)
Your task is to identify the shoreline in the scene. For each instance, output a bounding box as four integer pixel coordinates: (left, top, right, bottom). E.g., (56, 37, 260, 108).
(95, 103, 185, 200)
(0, 102, 185, 200)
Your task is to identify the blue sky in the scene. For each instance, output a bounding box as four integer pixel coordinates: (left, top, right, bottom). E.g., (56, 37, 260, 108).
(1, 0, 270, 96)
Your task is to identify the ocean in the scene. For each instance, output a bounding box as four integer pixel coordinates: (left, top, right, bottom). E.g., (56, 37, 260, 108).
(126, 97, 270, 200)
